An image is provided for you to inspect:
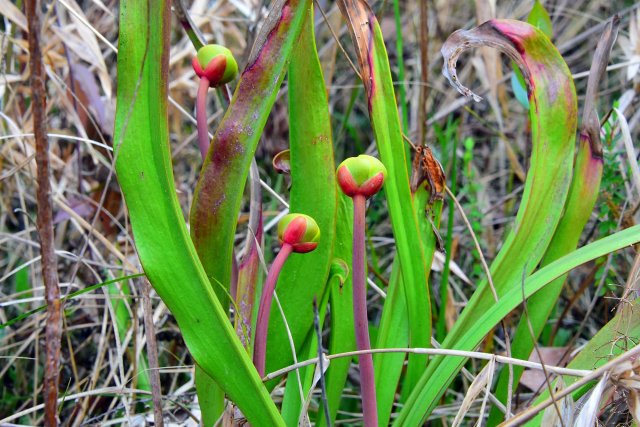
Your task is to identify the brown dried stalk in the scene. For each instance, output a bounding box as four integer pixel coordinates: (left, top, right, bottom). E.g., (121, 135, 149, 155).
(142, 280, 164, 427)
(26, 1, 61, 425)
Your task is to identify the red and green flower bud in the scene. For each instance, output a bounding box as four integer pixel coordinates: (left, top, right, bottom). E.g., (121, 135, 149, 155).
(336, 155, 387, 198)
(192, 44, 238, 87)
(277, 213, 320, 253)
(253, 212, 321, 376)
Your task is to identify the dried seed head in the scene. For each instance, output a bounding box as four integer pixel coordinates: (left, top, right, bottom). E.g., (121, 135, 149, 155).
(192, 44, 238, 87)
(336, 155, 387, 198)
(277, 213, 321, 253)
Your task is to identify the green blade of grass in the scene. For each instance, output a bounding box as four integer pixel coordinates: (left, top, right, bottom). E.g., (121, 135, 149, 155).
(266, 2, 338, 375)
(337, 0, 432, 392)
(395, 224, 640, 425)
(392, 0, 408, 134)
(396, 19, 578, 424)
(512, 0, 553, 109)
(113, 2, 282, 424)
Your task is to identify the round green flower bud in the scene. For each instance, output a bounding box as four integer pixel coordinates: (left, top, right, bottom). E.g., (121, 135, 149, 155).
(336, 155, 387, 198)
(277, 213, 321, 253)
(193, 44, 238, 86)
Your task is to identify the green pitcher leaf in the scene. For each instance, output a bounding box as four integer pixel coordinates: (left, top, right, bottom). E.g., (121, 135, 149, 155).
(113, 2, 282, 424)
(395, 19, 578, 424)
(489, 18, 620, 424)
(189, 0, 310, 305)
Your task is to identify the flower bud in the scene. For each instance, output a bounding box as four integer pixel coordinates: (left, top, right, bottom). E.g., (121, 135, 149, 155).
(192, 44, 238, 87)
(336, 155, 387, 198)
(277, 213, 320, 253)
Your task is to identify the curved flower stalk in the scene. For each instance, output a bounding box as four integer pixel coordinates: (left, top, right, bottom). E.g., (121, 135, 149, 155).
(192, 44, 238, 158)
(337, 155, 387, 427)
(253, 213, 320, 376)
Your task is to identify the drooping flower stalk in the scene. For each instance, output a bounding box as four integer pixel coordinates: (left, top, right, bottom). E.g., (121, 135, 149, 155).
(253, 213, 320, 376)
(192, 44, 238, 158)
(336, 155, 387, 427)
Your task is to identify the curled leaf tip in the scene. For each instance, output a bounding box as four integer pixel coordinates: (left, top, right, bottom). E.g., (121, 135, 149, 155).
(272, 149, 291, 175)
(193, 44, 238, 87)
(441, 35, 483, 103)
(330, 258, 350, 285)
(336, 155, 387, 198)
(442, 20, 545, 104)
(581, 16, 620, 158)
(277, 213, 320, 253)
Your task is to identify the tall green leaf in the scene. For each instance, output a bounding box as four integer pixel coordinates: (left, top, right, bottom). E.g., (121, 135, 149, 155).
(337, 0, 433, 392)
(374, 186, 443, 424)
(395, 19, 578, 424)
(113, 2, 282, 424)
(489, 18, 619, 424)
(266, 1, 338, 374)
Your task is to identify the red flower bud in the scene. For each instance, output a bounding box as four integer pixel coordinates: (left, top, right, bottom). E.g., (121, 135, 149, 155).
(277, 213, 321, 253)
(192, 45, 238, 87)
(336, 155, 387, 198)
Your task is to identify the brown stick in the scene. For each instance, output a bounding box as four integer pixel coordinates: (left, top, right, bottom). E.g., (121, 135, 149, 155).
(26, 1, 61, 425)
(417, 0, 429, 146)
(141, 280, 164, 427)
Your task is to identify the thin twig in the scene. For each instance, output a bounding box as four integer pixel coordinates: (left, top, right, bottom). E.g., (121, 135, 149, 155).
(521, 266, 564, 427)
(263, 347, 591, 382)
(142, 279, 164, 427)
(500, 343, 640, 426)
(417, 0, 429, 146)
(26, 1, 61, 425)
(444, 186, 515, 416)
(315, 0, 362, 81)
(313, 297, 331, 427)
(0, 387, 199, 425)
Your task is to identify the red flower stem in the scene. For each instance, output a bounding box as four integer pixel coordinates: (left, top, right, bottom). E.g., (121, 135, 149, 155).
(196, 76, 210, 159)
(253, 242, 293, 376)
(352, 194, 378, 427)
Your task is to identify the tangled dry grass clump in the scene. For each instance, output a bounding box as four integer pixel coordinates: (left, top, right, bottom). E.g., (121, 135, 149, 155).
(1, 0, 639, 425)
